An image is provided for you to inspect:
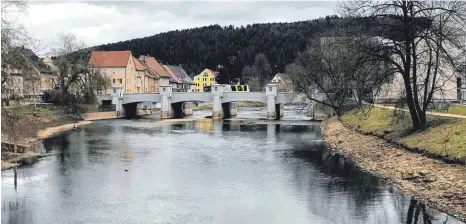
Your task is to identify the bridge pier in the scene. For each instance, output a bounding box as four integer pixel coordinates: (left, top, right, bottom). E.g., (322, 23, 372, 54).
(183, 102, 193, 116)
(112, 88, 125, 117)
(212, 84, 224, 119)
(230, 102, 237, 117)
(266, 84, 280, 120)
(159, 86, 173, 119)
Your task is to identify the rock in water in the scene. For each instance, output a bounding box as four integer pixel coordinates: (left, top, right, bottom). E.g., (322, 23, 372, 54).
(125, 168, 128, 172)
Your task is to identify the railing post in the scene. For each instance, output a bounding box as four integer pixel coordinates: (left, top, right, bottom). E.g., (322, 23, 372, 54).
(159, 86, 173, 119)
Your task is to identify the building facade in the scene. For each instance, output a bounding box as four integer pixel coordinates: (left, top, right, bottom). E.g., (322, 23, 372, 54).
(193, 69, 217, 92)
(138, 55, 171, 92)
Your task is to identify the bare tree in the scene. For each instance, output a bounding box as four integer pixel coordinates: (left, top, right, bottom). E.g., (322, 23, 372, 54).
(1, 0, 30, 156)
(340, 1, 466, 129)
(1, 0, 29, 105)
(286, 35, 387, 116)
(50, 33, 109, 113)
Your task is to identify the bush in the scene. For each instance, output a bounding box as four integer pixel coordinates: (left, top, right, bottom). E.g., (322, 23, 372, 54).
(42, 90, 62, 104)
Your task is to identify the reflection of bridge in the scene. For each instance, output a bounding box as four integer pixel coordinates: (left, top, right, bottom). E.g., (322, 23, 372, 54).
(99, 84, 325, 120)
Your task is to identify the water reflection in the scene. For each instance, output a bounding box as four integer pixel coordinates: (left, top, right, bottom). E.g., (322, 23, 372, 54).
(1, 119, 463, 224)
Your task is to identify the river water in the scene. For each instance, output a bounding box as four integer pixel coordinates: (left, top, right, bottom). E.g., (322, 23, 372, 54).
(1, 108, 463, 224)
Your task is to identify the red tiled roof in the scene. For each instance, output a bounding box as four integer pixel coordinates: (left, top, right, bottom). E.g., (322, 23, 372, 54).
(138, 60, 158, 78)
(90, 51, 131, 67)
(133, 56, 145, 71)
(138, 55, 170, 78)
(162, 65, 181, 83)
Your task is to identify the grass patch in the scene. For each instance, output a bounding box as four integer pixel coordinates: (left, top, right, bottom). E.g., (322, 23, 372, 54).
(341, 106, 466, 163)
(448, 104, 466, 116)
(193, 104, 212, 111)
(1, 105, 78, 140)
(236, 101, 265, 107)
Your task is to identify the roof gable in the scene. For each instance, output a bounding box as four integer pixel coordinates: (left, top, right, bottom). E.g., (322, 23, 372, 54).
(133, 56, 146, 71)
(168, 65, 193, 84)
(162, 65, 181, 83)
(138, 55, 170, 78)
(9, 47, 53, 74)
(90, 51, 131, 67)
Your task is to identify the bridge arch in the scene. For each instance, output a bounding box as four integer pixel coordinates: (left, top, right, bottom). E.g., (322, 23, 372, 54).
(170, 92, 212, 104)
(122, 93, 161, 105)
(222, 92, 267, 104)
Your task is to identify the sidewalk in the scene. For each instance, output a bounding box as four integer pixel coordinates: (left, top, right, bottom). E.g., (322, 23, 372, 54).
(373, 104, 466, 119)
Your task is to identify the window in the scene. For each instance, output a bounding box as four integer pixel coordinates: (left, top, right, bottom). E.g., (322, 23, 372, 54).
(119, 79, 122, 83)
(113, 89, 116, 93)
(113, 68, 116, 73)
(102, 68, 107, 73)
(112, 78, 115, 83)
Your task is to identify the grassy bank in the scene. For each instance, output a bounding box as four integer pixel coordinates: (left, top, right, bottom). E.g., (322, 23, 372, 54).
(192, 104, 213, 111)
(1, 105, 80, 169)
(341, 106, 466, 164)
(322, 118, 466, 220)
(448, 104, 466, 116)
(1, 105, 79, 142)
(236, 101, 265, 107)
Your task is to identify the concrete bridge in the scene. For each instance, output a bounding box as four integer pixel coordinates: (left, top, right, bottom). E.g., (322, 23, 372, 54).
(101, 84, 324, 120)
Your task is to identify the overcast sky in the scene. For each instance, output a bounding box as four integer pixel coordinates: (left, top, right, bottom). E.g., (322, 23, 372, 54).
(19, 1, 338, 55)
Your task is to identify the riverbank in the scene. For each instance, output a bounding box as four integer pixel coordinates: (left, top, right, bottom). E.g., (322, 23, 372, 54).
(1, 105, 92, 170)
(322, 117, 466, 221)
(342, 107, 466, 164)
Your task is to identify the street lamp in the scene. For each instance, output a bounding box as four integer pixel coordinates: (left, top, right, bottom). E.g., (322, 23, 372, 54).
(217, 64, 231, 85)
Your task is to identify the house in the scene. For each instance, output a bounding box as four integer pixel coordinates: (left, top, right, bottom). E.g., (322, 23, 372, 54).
(90, 51, 138, 94)
(374, 41, 461, 103)
(133, 57, 150, 93)
(2, 47, 55, 99)
(167, 65, 195, 92)
(162, 64, 182, 91)
(271, 73, 294, 92)
(138, 55, 171, 92)
(193, 69, 218, 92)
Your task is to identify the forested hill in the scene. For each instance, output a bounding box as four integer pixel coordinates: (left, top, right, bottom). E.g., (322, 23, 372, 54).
(91, 15, 379, 79)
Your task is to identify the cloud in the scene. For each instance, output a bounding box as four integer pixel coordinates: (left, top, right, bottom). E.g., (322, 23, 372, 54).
(20, 1, 337, 55)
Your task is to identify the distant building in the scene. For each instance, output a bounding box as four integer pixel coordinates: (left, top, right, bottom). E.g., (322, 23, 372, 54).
(167, 65, 195, 92)
(162, 64, 182, 91)
(90, 50, 138, 94)
(271, 73, 294, 92)
(193, 69, 218, 92)
(138, 55, 171, 92)
(2, 47, 55, 99)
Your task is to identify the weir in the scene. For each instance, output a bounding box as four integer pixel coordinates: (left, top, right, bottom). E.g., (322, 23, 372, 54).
(104, 84, 324, 120)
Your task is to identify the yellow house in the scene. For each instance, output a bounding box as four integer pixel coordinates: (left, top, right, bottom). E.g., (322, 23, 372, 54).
(193, 69, 217, 92)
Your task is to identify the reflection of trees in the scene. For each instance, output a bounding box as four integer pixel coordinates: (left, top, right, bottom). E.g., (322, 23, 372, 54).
(406, 199, 435, 224)
(289, 148, 389, 223)
(42, 133, 70, 154)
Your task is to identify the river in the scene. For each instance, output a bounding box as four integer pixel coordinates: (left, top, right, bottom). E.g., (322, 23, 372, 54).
(1, 108, 463, 224)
